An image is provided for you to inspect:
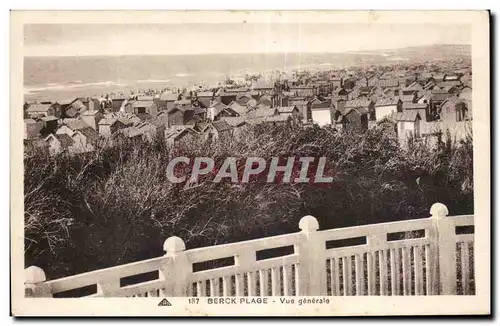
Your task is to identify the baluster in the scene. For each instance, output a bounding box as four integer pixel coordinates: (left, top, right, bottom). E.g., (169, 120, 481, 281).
(425, 244, 432, 295)
(222, 276, 231, 296)
(283, 265, 293, 296)
(197, 280, 207, 297)
(235, 274, 244, 296)
(402, 246, 410, 295)
(461, 242, 470, 295)
(355, 254, 364, 296)
(247, 272, 256, 296)
(414, 246, 423, 295)
(271, 267, 280, 296)
(390, 248, 397, 296)
(260, 269, 269, 296)
(367, 252, 375, 295)
(379, 250, 388, 295)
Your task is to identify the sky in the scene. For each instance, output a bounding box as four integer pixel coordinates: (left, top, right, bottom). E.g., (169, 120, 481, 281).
(24, 23, 471, 57)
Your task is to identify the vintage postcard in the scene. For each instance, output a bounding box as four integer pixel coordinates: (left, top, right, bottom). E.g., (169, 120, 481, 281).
(11, 10, 490, 316)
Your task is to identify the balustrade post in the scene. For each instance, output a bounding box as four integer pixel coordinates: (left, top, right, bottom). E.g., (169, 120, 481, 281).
(430, 202, 457, 295)
(296, 215, 326, 296)
(161, 236, 190, 297)
(25, 266, 52, 298)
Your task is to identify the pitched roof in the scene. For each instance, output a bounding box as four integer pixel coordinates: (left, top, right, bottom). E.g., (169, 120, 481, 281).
(220, 116, 248, 127)
(378, 79, 399, 88)
(212, 120, 233, 133)
(40, 116, 59, 122)
(311, 101, 331, 110)
(137, 96, 154, 101)
(196, 91, 214, 97)
(26, 103, 52, 113)
(403, 102, 429, 110)
(77, 127, 99, 142)
(228, 101, 247, 115)
(160, 92, 179, 102)
(246, 107, 277, 118)
(62, 119, 92, 131)
(400, 94, 416, 102)
(136, 113, 153, 121)
(276, 106, 297, 114)
(132, 100, 156, 108)
(120, 126, 143, 138)
(47, 133, 74, 148)
(165, 125, 198, 139)
(375, 98, 400, 107)
(392, 111, 421, 122)
(345, 98, 372, 108)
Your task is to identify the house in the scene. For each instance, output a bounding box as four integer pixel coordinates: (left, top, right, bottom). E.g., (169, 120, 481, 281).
(400, 93, 418, 103)
(64, 99, 87, 118)
(220, 116, 250, 128)
(56, 120, 99, 148)
(329, 75, 343, 89)
(310, 100, 333, 127)
(439, 97, 471, 123)
(69, 129, 97, 153)
(167, 105, 195, 127)
(378, 78, 399, 89)
(80, 110, 104, 130)
(207, 101, 229, 121)
(402, 102, 430, 122)
(276, 106, 301, 121)
(137, 120, 167, 142)
(119, 126, 143, 141)
(196, 91, 215, 108)
(39, 116, 59, 136)
(159, 92, 180, 111)
(109, 96, 127, 112)
(336, 107, 369, 131)
(130, 100, 157, 116)
(56, 119, 92, 136)
(290, 85, 315, 97)
(246, 107, 279, 120)
(25, 102, 56, 119)
(44, 133, 74, 155)
(344, 98, 374, 112)
(393, 111, 422, 141)
(252, 80, 274, 93)
(98, 117, 129, 136)
(204, 120, 234, 141)
(219, 90, 238, 105)
(165, 125, 199, 147)
(24, 119, 43, 139)
(372, 98, 403, 121)
(226, 101, 248, 117)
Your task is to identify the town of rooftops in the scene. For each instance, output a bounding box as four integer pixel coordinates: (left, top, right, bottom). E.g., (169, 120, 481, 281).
(25, 58, 472, 164)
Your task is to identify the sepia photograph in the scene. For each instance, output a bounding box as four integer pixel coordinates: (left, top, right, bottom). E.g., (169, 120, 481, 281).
(11, 10, 490, 316)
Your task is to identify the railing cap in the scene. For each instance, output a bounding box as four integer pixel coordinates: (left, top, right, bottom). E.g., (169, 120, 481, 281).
(164, 236, 186, 253)
(299, 215, 319, 232)
(25, 266, 46, 284)
(430, 202, 449, 219)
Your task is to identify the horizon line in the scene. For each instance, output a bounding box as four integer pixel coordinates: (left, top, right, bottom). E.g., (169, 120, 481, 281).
(24, 43, 471, 58)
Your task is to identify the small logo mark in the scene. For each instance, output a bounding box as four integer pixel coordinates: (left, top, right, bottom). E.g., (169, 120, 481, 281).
(158, 298, 172, 307)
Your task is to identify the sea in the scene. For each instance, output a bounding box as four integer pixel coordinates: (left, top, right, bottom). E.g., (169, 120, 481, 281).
(24, 52, 405, 103)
